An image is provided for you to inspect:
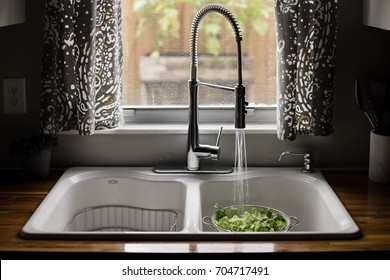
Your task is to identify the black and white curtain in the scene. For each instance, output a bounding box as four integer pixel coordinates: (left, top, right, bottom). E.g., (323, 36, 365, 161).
(40, 0, 123, 135)
(274, 0, 338, 141)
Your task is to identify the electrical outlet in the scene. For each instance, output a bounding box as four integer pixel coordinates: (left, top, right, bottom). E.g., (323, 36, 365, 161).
(3, 78, 26, 114)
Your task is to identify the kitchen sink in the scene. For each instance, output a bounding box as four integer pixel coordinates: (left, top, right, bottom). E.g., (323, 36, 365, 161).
(20, 167, 361, 240)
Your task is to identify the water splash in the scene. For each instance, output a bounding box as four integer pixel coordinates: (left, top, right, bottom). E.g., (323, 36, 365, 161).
(232, 129, 249, 205)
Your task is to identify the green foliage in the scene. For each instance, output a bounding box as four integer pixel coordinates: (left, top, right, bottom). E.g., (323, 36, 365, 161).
(133, 0, 272, 56)
(134, 0, 181, 55)
(10, 134, 58, 158)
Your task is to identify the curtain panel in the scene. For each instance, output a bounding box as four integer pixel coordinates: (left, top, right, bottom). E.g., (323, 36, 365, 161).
(274, 0, 338, 141)
(40, 0, 123, 135)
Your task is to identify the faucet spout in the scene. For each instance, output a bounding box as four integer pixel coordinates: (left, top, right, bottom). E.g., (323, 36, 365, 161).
(187, 4, 247, 171)
(235, 84, 247, 129)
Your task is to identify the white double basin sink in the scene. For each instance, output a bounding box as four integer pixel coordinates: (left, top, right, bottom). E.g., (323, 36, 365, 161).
(20, 167, 361, 240)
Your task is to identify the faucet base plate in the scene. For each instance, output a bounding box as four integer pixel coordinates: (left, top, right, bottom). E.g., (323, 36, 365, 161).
(152, 166, 233, 174)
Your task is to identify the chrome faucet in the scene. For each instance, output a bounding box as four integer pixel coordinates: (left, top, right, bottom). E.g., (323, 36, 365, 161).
(187, 4, 247, 171)
(153, 4, 247, 174)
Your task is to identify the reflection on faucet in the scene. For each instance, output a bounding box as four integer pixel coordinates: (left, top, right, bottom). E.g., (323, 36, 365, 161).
(187, 4, 248, 171)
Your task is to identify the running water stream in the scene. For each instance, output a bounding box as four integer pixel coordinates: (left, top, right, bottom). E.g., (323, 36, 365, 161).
(231, 129, 249, 205)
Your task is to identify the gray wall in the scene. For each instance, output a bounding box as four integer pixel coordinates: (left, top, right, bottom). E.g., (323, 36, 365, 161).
(1, 0, 390, 170)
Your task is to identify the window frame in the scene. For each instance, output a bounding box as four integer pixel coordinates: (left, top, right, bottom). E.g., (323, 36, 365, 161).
(122, 105, 276, 125)
(121, 0, 277, 128)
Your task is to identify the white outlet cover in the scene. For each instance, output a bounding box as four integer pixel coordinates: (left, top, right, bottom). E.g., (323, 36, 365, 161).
(3, 77, 26, 114)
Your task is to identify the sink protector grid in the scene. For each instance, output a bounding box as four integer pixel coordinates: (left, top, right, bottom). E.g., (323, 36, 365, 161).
(20, 167, 361, 240)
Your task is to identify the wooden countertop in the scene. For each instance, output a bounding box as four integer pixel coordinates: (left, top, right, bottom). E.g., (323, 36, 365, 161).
(1, 170, 390, 256)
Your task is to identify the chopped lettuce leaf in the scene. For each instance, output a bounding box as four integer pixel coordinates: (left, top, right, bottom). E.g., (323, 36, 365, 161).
(213, 204, 288, 232)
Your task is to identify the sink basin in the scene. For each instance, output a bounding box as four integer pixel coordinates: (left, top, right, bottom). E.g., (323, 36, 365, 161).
(20, 167, 361, 240)
(200, 169, 360, 239)
(21, 168, 187, 239)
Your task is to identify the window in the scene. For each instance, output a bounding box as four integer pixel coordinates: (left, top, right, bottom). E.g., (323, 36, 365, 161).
(121, 0, 276, 122)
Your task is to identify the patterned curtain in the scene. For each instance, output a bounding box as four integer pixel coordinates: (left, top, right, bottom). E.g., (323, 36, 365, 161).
(40, 0, 123, 135)
(274, 0, 338, 141)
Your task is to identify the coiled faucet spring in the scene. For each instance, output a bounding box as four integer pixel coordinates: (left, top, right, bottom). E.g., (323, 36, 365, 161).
(189, 4, 243, 86)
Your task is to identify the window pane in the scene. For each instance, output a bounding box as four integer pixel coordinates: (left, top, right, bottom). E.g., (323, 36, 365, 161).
(122, 0, 276, 107)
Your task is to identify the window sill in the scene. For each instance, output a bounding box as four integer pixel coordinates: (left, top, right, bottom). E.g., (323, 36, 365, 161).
(87, 122, 277, 135)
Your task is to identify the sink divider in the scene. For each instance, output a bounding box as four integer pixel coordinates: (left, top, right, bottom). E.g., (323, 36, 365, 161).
(183, 180, 203, 233)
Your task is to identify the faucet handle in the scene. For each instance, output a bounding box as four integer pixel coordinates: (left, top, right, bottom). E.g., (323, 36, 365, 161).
(279, 151, 315, 173)
(215, 127, 223, 146)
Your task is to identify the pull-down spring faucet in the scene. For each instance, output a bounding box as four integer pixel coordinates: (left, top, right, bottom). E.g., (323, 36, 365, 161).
(187, 4, 248, 171)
